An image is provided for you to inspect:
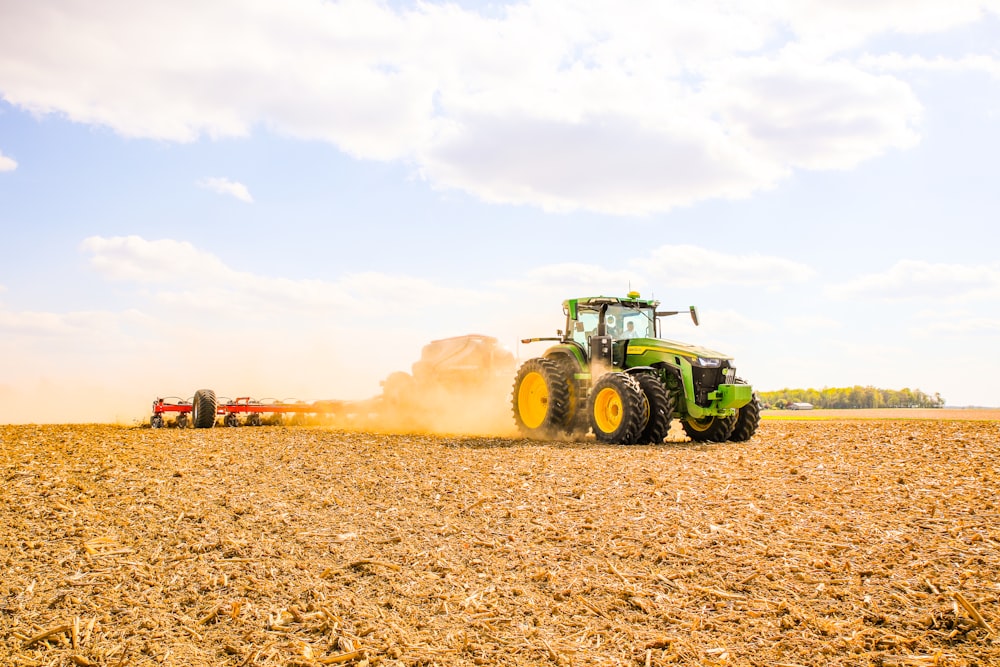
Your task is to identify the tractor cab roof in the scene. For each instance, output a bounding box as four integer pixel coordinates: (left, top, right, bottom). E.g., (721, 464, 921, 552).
(562, 293, 658, 320)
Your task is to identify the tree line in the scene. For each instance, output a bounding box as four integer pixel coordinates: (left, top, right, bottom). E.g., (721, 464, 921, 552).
(759, 386, 945, 409)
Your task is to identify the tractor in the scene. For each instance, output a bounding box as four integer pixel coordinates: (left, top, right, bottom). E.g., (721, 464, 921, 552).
(512, 292, 760, 444)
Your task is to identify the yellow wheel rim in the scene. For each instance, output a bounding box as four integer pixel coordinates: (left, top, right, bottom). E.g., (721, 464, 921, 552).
(686, 416, 714, 432)
(593, 386, 624, 433)
(517, 371, 549, 429)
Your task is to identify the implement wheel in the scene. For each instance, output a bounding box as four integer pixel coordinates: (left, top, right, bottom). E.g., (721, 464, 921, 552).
(512, 358, 571, 439)
(682, 412, 737, 442)
(728, 378, 761, 442)
(191, 389, 218, 429)
(589, 373, 646, 445)
(634, 373, 674, 444)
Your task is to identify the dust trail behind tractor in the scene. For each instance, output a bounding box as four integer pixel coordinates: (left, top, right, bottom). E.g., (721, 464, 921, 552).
(150, 334, 517, 434)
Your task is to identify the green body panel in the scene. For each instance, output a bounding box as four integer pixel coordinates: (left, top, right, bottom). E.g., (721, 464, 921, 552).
(712, 382, 753, 409)
(621, 337, 732, 365)
(620, 339, 749, 419)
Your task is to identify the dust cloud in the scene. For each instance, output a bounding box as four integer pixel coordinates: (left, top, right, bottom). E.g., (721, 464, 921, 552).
(0, 334, 524, 437)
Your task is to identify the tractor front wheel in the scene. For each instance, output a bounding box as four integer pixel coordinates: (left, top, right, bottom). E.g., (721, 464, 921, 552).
(512, 358, 571, 439)
(634, 373, 674, 444)
(728, 378, 761, 442)
(682, 412, 737, 442)
(191, 389, 218, 428)
(588, 373, 646, 445)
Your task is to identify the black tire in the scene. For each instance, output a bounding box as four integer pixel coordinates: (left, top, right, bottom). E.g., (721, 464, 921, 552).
(150, 414, 164, 429)
(511, 358, 571, 439)
(247, 413, 262, 427)
(224, 412, 239, 427)
(546, 352, 586, 436)
(728, 378, 761, 442)
(634, 373, 674, 444)
(191, 389, 218, 429)
(588, 373, 646, 445)
(682, 411, 737, 442)
(176, 412, 188, 429)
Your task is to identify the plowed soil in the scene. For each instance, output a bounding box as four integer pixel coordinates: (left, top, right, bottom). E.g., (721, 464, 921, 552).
(2, 418, 999, 666)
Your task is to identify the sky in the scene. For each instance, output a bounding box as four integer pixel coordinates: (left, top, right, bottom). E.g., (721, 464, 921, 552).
(1, 0, 999, 424)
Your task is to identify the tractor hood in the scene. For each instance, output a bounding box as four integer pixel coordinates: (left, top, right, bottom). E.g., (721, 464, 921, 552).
(627, 338, 733, 363)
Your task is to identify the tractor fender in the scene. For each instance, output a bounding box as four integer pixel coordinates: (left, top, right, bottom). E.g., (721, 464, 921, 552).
(623, 366, 656, 375)
(543, 343, 587, 374)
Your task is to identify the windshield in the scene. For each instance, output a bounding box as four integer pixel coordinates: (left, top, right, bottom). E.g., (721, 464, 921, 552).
(607, 304, 655, 339)
(570, 301, 656, 346)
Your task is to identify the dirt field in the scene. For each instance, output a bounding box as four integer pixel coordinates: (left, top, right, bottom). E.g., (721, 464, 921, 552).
(762, 409, 1000, 422)
(2, 418, 999, 666)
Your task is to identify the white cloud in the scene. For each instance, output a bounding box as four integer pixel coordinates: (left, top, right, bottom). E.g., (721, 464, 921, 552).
(913, 309, 1000, 335)
(0, 309, 76, 337)
(496, 263, 644, 295)
(859, 53, 1000, 78)
(769, 0, 994, 57)
(782, 315, 843, 334)
(827, 260, 1000, 301)
(80, 235, 484, 318)
(633, 244, 816, 288)
(82, 236, 233, 284)
(0, 307, 153, 340)
(694, 309, 774, 336)
(1, 0, 986, 214)
(923, 317, 1000, 335)
(197, 177, 253, 203)
(0, 149, 16, 171)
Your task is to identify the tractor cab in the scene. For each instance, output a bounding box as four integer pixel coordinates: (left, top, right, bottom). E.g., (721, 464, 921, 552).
(563, 295, 655, 372)
(565, 298, 656, 342)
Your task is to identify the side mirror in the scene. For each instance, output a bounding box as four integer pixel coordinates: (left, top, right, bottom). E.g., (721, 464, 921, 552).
(689, 306, 699, 326)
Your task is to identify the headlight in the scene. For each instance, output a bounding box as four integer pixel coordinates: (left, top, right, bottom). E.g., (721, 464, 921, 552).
(694, 357, 722, 368)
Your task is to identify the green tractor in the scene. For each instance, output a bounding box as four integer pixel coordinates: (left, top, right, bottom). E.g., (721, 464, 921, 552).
(512, 292, 760, 444)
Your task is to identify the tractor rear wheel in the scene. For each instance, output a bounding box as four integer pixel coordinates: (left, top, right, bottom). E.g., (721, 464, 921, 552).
(191, 389, 218, 428)
(546, 352, 587, 437)
(682, 411, 737, 442)
(588, 373, 646, 445)
(512, 358, 571, 439)
(634, 373, 674, 444)
(728, 378, 760, 442)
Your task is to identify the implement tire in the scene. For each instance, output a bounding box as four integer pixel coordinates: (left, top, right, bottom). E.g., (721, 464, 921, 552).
(512, 358, 571, 439)
(728, 378, 761, 442)
(589, 373, 646, 445)
(634, 373, 674, 444)
(682, 411, 737, 442)
(191, 389, 218, 429)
